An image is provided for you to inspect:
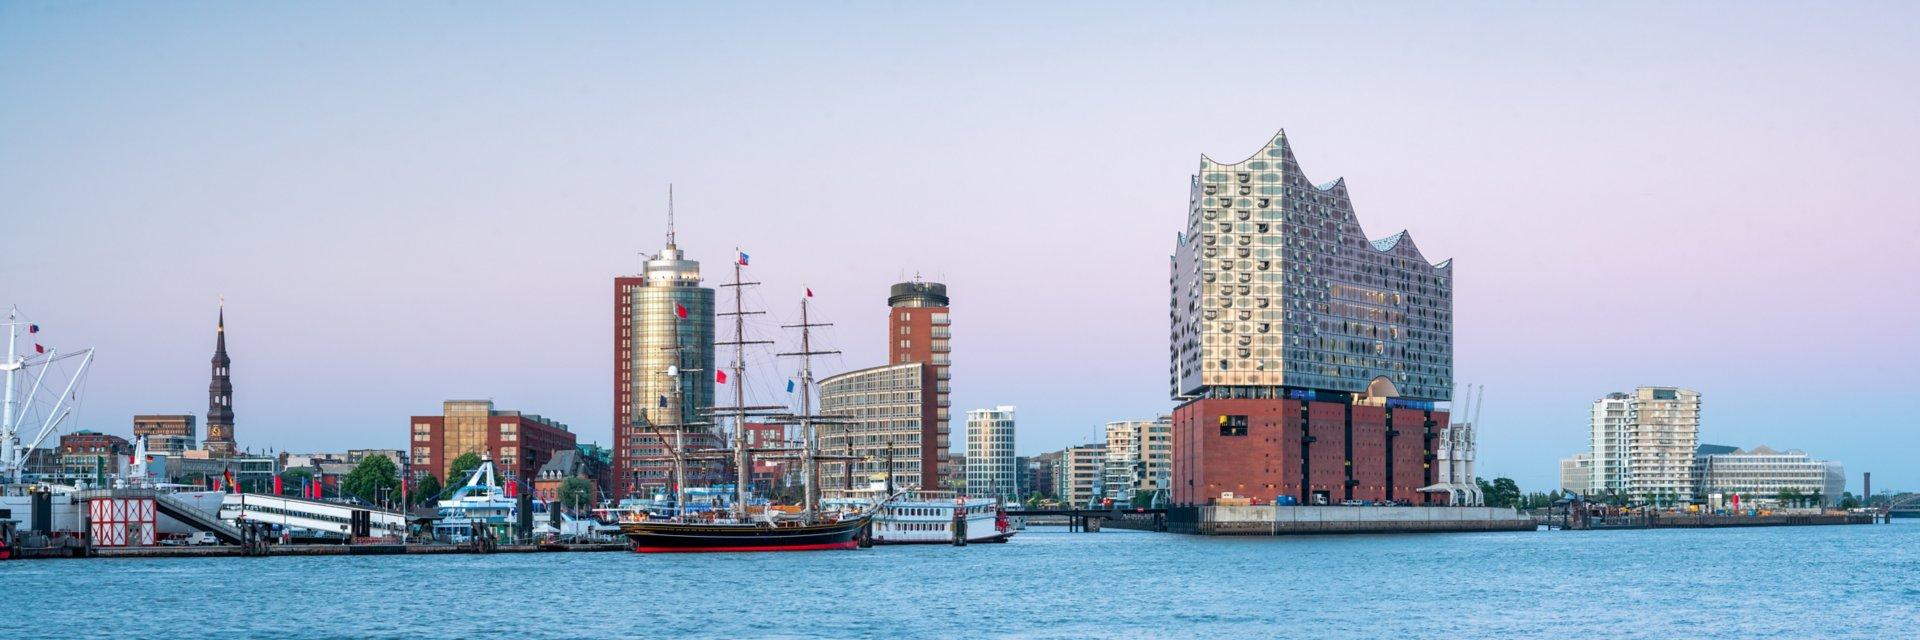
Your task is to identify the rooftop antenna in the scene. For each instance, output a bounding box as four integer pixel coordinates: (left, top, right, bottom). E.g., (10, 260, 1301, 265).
(666, 184, 677, 249)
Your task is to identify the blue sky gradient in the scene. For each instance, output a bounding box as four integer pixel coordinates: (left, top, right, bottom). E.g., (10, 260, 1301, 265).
(3, 2, 1916, 491)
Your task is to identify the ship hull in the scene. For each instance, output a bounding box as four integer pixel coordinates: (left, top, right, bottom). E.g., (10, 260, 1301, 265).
(622, 516, 868, 553)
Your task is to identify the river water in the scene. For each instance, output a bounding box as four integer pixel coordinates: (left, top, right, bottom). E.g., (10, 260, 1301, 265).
(3, 520, 1916, 638)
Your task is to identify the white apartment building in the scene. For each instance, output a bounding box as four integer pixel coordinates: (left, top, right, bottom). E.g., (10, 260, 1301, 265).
(964, 406, 1017, 501)
(1103, 417, 1172, 505)
(1053, 444, 1107, 508)
(1559, 452, 1594, 495)
(1585, 387, 1700, 505)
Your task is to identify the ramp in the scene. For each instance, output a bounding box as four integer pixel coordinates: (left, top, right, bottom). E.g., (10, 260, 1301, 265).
(154, 492, 246, 544)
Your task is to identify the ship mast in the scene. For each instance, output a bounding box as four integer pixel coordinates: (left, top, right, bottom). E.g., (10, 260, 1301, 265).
(1, 307, 95, 484)
(716, 252, 771, 521)
(779, 296, 838, 521)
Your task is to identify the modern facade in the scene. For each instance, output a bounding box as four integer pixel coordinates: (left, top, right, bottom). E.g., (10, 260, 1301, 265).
(887, 279, 952, 488)
(1559, 452, 1595, 495)
(203, 305, 237, 458)
(1102, 417, 1173, 505)
(1579, 387, 1702, 504)
(819, 363, 931, 492)
(132, 414, 196, 456)
(1168, 131, 1458, 507)
(612, 228, 719, 498)
(408, 400, 578, 484)
(964, 406, 1017, 501)
(1054, 444, 1107, 508)
(1695, 444, 1844, 507)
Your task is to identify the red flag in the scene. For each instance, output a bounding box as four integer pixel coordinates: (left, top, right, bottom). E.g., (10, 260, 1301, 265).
(715, 370, 727, 384)
(401, 477, 409, 508)
(214, 477, 224, 492)
(805, 287, 813, 298)
(274, 475, 283, 496)
(225, 469, 238, 494)
(505, 480, 518, 498)
(675, 303, 687, 319)
(34, 344, 45, 354)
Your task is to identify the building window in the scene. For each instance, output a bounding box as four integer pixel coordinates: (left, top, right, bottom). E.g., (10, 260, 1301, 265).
(1220, 415, 1248, 437)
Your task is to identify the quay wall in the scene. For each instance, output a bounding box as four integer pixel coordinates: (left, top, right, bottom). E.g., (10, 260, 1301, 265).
(1168, 505, 1534, 536)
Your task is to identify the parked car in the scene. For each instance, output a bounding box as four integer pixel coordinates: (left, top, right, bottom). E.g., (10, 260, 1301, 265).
(186, 532, 219, 546)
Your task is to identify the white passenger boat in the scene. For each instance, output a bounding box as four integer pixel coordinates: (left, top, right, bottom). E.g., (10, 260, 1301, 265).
(827, 488, 1014, 545)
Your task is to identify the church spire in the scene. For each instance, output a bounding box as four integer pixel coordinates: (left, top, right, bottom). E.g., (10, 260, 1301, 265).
(205, 297, 236, 458)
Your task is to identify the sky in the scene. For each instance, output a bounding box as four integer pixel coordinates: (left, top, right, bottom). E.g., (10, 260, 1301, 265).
(3, 2, 1916, 492)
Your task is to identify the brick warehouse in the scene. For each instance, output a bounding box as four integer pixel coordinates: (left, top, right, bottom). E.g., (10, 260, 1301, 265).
(1168, 131, 1467, 507)
(1171, 392, 1448, 506)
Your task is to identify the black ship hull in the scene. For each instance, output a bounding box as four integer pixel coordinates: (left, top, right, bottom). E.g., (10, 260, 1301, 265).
(622, 516, 868, 553)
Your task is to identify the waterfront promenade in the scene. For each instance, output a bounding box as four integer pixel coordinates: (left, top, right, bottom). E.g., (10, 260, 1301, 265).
(3, 521, 1915, 638)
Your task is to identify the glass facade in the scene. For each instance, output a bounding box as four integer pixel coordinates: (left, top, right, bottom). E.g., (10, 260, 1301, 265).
(1170, 131, 1453, 402)
(615, 242, 720, 495)
(964, 406, 1017, 501)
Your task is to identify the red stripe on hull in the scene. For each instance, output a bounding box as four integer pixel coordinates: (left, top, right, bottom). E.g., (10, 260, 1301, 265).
(630, 540, 859, 554)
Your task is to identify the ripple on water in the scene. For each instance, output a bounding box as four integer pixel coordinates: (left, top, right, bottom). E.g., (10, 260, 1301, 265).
(1, 522, 1916, 638)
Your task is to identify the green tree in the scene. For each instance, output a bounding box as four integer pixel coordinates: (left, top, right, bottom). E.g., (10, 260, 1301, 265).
(1131, 490, 1155, 509)
(1808, 490, 1824, 509)
(342, 455, 400, 506)
(1777, 488, 1803, 508)
(412, 474, 442, 506)
(1477, 476, 1522, 508)
(446, 451, 484, 487)
(559, 476, 596, 510)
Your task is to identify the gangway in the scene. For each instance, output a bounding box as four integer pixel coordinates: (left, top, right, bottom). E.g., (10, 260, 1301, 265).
(153, 492, 247, 545)
(220, 493, 408, 539)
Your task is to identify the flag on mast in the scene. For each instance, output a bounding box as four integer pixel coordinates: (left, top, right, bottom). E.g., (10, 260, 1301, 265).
(27, 324, 38, 334)
(33, 344, 44, 354)
(716, 370, 728, 384)
(805, 287, 813, 298)
(674, 303, 687, 319)
(786, 380, 795, 393)
(736, 251, 749, 266)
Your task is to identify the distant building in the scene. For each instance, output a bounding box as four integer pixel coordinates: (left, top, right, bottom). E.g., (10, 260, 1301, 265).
(1559, 452, 1595, 495)
(132, 414, 196, 456)
(612, 224, 720, 499)
(57, 431, 131, 485)
(408, 400, 578, 484)
(167, 454, 280, 493)
(1103, 417, 1173, 505)
(1027, 452, 1060, 500)
(888, 279, 953, 488)
(1168, 132, 1459, 508)
(965, 406, 1017, 501)
(820, 363, 933, 493)
(741, 423, 789, 492)
(204, 304, 238, 458)
(1013, 455, 1032, 498)
(1695, 444, 1844, 507)
(1054, 444, 1107, 508)
(1588, 387, 1700, 504)
(533, 447, 612, 507)
(281, 449, 403, 471)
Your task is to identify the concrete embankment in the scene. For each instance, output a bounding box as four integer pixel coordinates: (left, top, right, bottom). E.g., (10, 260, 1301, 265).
(76, 542, 626, 559)
(1168, 505, 1534, 536)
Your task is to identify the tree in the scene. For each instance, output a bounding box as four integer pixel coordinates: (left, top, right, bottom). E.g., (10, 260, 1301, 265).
(1777, 488, 1803, 508)
(342, 455, 400, 506)
(1477, 476, 1522, 508)
(1132, 490, 1156, 509)
(446, 452, 484, 487)
(559, 476, 596, 510)
(412, 474, 442, 506)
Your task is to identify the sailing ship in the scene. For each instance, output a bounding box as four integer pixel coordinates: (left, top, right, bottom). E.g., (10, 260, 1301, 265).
(620, 242, 870, 552)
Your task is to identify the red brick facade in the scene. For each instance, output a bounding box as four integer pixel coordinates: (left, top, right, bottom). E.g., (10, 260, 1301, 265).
(1172, 397, 1449, 507)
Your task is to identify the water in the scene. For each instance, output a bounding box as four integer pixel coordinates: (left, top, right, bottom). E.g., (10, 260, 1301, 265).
(4, 521, 1917, 639)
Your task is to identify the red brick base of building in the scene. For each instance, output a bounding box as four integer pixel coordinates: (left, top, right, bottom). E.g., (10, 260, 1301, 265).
(1172, 396, 1450, 507)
